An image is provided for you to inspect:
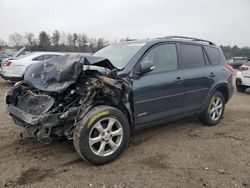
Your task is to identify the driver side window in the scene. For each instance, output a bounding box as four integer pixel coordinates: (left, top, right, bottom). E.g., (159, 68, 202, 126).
(141, 44, 178, 73)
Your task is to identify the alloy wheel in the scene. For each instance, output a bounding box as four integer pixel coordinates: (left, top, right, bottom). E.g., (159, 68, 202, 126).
(88, 117, 123, 157)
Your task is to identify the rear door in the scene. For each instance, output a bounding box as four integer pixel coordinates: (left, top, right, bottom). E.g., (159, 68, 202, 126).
(177, 43, 215, 113)
(133, 43, 184, 125)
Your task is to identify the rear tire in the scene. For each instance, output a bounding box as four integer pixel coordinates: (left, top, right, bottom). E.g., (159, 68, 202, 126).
(73, 105, 130, 165)
(236, 85, 247, 92)
(199, 91, 225, 126)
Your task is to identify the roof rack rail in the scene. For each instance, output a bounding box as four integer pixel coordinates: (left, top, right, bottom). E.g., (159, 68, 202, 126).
(163, 36, 215, 46)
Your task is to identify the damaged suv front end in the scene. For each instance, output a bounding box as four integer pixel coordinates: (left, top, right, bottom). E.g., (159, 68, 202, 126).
(5, 54, 132, 143)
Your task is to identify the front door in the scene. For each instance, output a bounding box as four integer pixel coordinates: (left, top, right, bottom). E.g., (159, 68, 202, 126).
(133, 43, 184, 125)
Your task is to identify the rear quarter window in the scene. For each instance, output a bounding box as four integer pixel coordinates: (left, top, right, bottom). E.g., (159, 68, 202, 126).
(32, 55, 44, 61)
(178, 44, 205, 69)
(204, 46, 220, 65)
(44, 54, 60, 60)
(245, 61, 250, 66)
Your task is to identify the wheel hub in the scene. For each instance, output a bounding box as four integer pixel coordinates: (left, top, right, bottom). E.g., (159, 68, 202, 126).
(103, 132, 111, 141)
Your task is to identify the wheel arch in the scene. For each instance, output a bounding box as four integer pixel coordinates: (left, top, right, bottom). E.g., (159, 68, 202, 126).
(87, 98, 134, 130)
(212, 83, 230, 103)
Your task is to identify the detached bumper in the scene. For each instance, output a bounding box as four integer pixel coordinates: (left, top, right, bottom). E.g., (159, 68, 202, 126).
(7, 105, 60, 126)
(7, 104, 80, 143)
(7, 104, 63, 143)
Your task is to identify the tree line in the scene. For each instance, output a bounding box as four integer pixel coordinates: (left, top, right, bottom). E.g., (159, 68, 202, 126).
(220, 45, 250, 59)
(0, 31, 250, 58)
(0, 31, 110, 53)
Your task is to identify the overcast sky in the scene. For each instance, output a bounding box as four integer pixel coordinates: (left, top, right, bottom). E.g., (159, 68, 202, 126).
(0, 0, 249, 46)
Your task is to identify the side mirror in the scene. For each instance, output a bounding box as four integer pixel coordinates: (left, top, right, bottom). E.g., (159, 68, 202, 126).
(140, 61, 156, 75)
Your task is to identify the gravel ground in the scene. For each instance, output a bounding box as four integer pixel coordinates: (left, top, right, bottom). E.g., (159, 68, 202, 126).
(0, 77, 250, 188)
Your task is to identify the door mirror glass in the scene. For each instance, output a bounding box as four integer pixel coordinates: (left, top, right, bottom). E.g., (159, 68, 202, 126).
(140, 61, 156, 75)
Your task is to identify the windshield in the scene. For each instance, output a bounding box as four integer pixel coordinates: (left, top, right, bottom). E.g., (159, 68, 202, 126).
(93, 43, 145, 69)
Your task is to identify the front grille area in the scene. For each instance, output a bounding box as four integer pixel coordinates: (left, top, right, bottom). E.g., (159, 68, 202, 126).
(16, 90, 55, 115)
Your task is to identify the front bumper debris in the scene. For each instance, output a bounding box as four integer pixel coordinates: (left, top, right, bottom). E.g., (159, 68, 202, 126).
(7, 105, 60, 126)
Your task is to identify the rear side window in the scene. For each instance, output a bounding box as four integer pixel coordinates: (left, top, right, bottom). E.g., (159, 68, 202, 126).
(178, 44, 205, 69)
(44, 54, 59, 60)
(245, 61, 250, 66)
(141, 44, 178, 73)
(32, 55, 44, 61)
(204, 46, 220, 65)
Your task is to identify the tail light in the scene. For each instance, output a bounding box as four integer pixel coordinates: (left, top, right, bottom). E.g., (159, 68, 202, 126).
(238, 66, 248, 71)
(226, 63, 233, 72)
(3, 60, 12, 67)
(235, 78, 242, 86)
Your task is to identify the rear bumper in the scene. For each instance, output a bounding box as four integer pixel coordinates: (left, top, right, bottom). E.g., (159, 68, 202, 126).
(0, 68, 24, 81)
(236, 72, 250, 87)
(0, 74, 23, 81)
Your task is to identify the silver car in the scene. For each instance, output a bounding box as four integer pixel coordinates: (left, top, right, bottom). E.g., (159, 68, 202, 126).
(0, 52, 64, 81)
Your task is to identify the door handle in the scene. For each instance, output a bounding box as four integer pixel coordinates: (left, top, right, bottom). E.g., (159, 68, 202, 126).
(209, 72, 216, 77)
(175, 77, 182, 81)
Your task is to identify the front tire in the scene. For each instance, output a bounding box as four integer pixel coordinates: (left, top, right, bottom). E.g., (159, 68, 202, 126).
(73, 105, 130, 165)
(200, 91, 225, 126)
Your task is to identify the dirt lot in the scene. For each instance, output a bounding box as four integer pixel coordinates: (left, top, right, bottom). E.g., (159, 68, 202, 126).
(0, 77, 250, 188)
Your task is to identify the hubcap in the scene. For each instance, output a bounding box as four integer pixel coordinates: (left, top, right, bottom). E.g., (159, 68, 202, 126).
(89, 117, 123, 157)
(209, 96, 223, 121)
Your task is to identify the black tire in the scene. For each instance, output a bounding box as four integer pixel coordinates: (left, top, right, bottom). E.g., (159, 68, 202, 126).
(73, 105, 130, 165)
(199, 91, 225, 126)
(236, 85, 247, 92)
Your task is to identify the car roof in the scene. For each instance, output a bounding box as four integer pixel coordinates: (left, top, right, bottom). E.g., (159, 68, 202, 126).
(119, 36, 217, 48)
(13, 52, 65, 60)
(31, 52, 65, 56)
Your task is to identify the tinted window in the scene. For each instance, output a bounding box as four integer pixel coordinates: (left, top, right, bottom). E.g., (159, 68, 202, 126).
(44, 54, 59, 60)
(141, 44, 178, 73)
(245, 61, 250, 66)
(179, 44, 205, 69)
(204, 46, 220, 65)
(33, 55, 44, 61)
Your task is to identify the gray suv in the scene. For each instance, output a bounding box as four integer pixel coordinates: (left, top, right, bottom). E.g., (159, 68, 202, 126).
(5, 36, 234, 165)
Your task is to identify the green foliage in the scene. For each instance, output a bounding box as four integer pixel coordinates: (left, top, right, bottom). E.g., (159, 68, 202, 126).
(5, 31, 250, 56)
(51, 30, 60, 48)
(220, 45, 250, 59)
(38, 31, 51, 51)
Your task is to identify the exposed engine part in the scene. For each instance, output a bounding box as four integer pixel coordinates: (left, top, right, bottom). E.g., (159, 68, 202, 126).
(5, 56, 132, 143)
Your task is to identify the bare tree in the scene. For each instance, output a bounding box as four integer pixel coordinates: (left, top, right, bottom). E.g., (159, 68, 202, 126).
(67, 33, 73, 47)
(0, 38, 6, 46)
(97, 38, 108, 51)
(38, 31, 51, 50)
(9, 32, 25, 47)
(60, 32, 67, 45)
(51, 30, 60, 48)
(72, 33, 78, 47)
(24, 32, 36, 46)
(77, 33, 88, 50)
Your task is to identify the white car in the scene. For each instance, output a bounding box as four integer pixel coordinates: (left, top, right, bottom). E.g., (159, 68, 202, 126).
(235, 60, 250, 92)
(0, 52, 64, 81)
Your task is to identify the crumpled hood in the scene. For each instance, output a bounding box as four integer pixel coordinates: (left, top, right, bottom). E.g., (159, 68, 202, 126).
(24, 54, 117, 93)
